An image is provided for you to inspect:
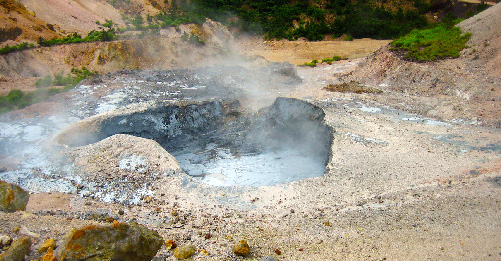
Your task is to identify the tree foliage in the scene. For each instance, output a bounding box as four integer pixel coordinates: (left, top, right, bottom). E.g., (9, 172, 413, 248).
(174, 0, 431, 40)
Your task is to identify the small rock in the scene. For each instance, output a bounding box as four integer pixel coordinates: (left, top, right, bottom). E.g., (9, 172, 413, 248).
(165, 239, 177, 250)
(86, 208, 118, 221)
(274, 248, 282, 255)
(260, 256, 278, 261)
(0, 236, 31, 260)
(38, 238, 56, 253)
(55, 222, 163, 260)
(174, 244, 196, 259)
(232, 240, 250, 256)
(19, 226, 40, 238)
(0, 235, 12, 248)
(0, 180, 29, 212)
(41, 247, 56, 261)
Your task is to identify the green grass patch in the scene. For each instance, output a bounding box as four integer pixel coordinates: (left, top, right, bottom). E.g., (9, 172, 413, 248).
(304, 56, 345, 67)
(391, 25, 471, 62)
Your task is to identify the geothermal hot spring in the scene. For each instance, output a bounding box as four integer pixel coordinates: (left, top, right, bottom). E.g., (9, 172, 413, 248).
(61, 97, 333, 187)
(0, 64, 333, 192)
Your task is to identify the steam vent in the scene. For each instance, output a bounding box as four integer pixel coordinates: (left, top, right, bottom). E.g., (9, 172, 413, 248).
(55, 97, 333, 187)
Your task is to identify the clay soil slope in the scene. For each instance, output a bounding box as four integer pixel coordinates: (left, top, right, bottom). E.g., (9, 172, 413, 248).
(345, 3, 501, 127)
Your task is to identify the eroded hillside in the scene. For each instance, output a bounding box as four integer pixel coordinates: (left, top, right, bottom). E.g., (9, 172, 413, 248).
(344, 3, 501, 127)
(0, 0, 59, 44)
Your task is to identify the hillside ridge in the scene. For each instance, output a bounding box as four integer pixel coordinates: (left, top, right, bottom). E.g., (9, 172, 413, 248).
(345, 3, 501, 127)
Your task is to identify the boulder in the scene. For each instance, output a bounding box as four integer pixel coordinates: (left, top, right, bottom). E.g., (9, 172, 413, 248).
(55, 222, 163, 261)
(0, 180, 29, 212)
(0, 236, 32, 261)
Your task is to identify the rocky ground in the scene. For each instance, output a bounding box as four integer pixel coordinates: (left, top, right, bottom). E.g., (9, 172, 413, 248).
(0, 3, 500, 261)
(0, 59, 500, 260)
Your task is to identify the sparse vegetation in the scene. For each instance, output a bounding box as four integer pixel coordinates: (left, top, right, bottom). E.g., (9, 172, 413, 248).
(0, 42, 35, 55)
(391, 22, 471, 62)
(1, 67, 97, 113)
(304, 59, 319, 67)
(181, 32, 205, 46)
(0, 21, 116, 55)
(120, 7, 205, 33)
(0, 88, 59, 112)
(38, 21, 116, 47)
(36, 67, 97, 89)
(304, 56, 345, 67)
(344, 35, 354, 41)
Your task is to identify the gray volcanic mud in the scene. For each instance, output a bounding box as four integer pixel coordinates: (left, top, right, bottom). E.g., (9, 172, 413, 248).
(57, 97, 333, 187)
(68, 62, 301, 119)
(0, 62, 331, 200)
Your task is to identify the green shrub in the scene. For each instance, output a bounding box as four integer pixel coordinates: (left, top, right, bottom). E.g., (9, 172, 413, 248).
(6, 90, 24, 104)
(0, 42, 34, 55)
(38, 25, 116, 47)
(0, 67, 98, 114)
(53, 72, 76, 86)
(391, 25, 471, 61)
(35, 75, 53, 88)
(304, 59, 319, 67)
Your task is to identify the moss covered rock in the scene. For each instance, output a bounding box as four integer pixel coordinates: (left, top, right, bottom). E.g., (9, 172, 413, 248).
(55, 222, 163, 261)
(38, 238, 56, 253)
(0, 236, 32, 260)
(173, 244, 196, 260)
(0, 180, 29, 212)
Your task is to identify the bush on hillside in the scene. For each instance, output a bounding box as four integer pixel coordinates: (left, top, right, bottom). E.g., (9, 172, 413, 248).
(1, 67, 97, 114)
(0, 42, 35, 55)
(38, 25, 116, 47)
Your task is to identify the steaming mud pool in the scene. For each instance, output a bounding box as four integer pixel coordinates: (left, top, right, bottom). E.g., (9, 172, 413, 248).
(0, 63, 337, 202)
(175, 98, 332, 187)
(56, 97, 333, 187)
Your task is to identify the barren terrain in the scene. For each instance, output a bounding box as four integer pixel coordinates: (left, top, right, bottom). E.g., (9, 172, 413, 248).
(0, 2, 500, 261)
(238, 37, 391, 65)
